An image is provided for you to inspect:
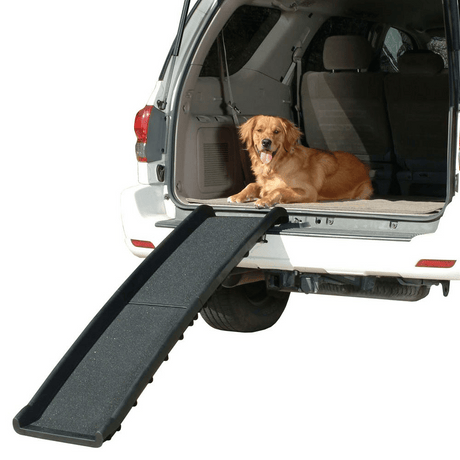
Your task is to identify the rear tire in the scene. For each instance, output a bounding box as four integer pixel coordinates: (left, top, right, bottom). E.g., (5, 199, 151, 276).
(201, 281, 290, 332)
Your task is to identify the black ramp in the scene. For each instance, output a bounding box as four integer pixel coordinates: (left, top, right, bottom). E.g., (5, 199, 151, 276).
(14, 205, 287, 447)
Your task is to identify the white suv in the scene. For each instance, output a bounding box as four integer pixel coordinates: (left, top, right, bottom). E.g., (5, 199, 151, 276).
(121, 0, 460, 332)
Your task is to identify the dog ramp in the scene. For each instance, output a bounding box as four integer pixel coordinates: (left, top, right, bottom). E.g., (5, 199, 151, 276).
(14, 205, 287, 447)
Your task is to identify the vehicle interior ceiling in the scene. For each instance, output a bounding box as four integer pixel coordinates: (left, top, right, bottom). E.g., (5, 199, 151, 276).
(175, 0, 451, 219)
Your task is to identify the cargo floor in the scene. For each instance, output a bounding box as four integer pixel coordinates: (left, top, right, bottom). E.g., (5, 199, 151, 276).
(187, 197, 445, 216)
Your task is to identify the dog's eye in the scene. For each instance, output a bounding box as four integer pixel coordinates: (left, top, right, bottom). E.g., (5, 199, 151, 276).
(256, 129, 263, 133)
(273, 130, 279, 134)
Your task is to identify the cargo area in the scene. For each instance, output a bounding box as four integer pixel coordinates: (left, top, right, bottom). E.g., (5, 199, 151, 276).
(171, 0, 452, 220)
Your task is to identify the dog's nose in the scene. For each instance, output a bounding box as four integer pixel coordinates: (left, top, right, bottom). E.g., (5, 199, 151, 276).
(261, 138, 272, 149)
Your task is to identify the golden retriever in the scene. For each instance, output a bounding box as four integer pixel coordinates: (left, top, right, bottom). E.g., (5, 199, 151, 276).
(228, 115, 373, 208)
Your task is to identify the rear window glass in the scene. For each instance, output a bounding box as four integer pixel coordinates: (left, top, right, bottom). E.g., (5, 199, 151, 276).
(200, 5, 281, 77)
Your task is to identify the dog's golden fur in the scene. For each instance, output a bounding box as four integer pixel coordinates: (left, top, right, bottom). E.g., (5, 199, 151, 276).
(228, 115, 373, 208)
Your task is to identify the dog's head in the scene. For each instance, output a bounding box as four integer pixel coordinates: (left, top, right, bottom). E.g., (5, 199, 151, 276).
(239, 115, 302, 165)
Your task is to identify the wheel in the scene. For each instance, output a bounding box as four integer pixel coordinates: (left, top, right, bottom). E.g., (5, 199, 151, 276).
(201, 281, 290, 332)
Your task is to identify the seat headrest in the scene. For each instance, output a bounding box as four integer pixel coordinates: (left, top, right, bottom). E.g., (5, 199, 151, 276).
(323, 35, 373, 71)
(398, 51, 445, 75)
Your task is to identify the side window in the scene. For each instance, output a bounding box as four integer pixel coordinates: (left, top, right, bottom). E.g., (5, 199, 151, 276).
(303, 17, 374, 72)
(380, 27, 413, 72)
(200, 6, 281, 77)
(427, 37, 448, 68)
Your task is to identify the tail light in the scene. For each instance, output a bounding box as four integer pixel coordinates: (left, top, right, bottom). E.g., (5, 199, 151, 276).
(134, 105, 153, 162)
(134, 105, 152, 143)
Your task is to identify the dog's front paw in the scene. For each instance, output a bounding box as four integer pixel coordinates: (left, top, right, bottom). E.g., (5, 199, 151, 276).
(228, 194, 256, 203)
(254, 198, 277, 208)
(227, 194, 245, 203)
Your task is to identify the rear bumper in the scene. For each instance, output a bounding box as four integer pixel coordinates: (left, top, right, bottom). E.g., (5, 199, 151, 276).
(121, 185, 460, 281)
(120, 184, 174, 258)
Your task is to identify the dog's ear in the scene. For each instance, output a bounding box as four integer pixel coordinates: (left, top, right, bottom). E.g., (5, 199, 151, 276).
(281, 118, 302, 152)
(239, 116, 258, 150)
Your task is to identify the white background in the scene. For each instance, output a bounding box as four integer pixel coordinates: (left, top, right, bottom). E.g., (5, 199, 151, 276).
(2, 1, 460, 458)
